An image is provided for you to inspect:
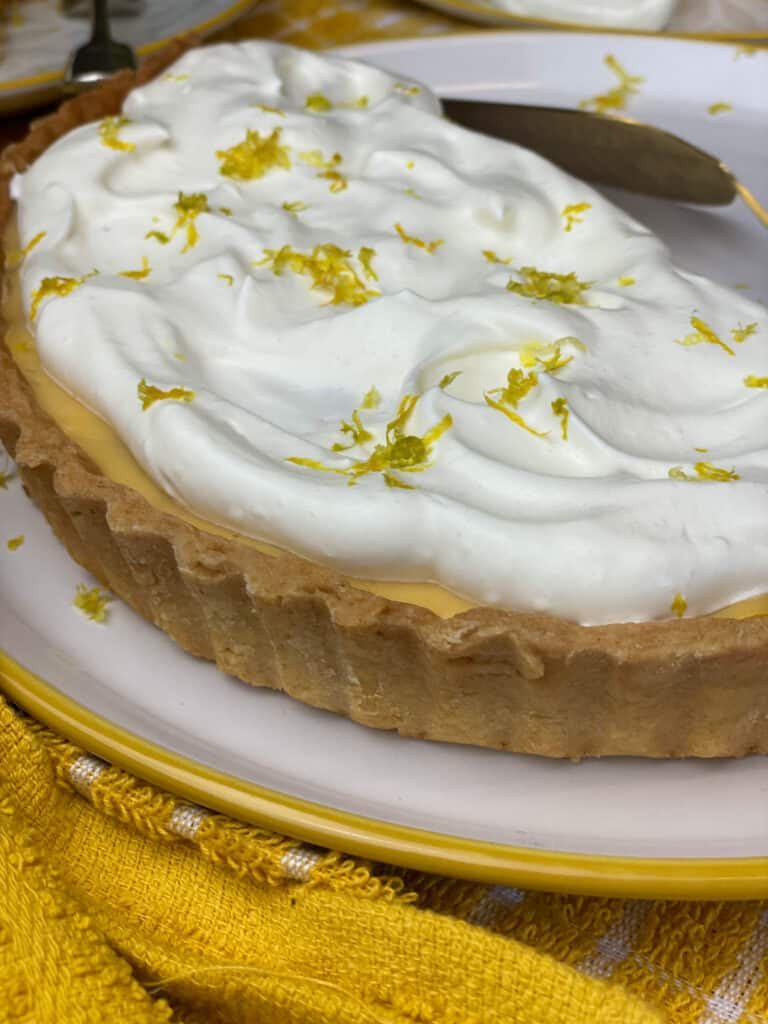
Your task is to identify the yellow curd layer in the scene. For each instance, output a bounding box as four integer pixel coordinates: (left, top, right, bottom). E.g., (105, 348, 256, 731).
(5, 223, 766, 622)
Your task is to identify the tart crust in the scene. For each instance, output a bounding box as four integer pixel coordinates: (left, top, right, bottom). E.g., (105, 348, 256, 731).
(2, 42, 768, 758)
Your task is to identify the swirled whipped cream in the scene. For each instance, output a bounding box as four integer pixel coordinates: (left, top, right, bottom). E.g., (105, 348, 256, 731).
(483, 0, 676, 30)
(12, 41, 768, 625)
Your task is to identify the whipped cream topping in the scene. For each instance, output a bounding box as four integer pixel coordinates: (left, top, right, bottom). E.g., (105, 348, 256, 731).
(482, 0, 676, 30)
(12, 42, 768, 625)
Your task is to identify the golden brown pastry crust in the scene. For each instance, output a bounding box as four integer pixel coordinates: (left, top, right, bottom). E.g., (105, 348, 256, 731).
(2, 42, 768, 758)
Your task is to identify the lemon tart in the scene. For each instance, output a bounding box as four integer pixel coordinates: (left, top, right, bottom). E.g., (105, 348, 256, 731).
(2, 39, 767, 757)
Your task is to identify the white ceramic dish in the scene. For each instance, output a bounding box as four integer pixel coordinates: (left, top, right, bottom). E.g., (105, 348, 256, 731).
(0, 0, 256, 114)
(2, 31, 768, 898)
(408, 0, 768, 39)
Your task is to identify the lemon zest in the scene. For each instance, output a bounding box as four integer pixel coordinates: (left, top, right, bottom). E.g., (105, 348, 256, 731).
(288, 395, 451, 488)
(353, 96, 369, 109)
(7, 230, 46, 267)
(485, 369, 548, 438)
(668, 462, 739, 483)
(219, 207, 233, 216)
(694, 447, 709, 452)
(404, 188, 421, 199)
(6, 535, 23, 551)
(255, 244, 380, 306)
(163, 73, 190, 82)
(299, 149, 347, 192)
(507, 267, 591, 305)
(361, 386, 381, 410)
(580, 55, 644, 113)
(217, 273, 234, 286)
(708, 102, 733, 115)
(74, 584, 112, 623)
(551, 398, 569, 440)
(358, 247, 378, 281)
(745, 375, 768, 389)
(394, 223, 443, 254)
(618, 276, 635, 287)
(119, 256, 151, 280)
(561, 202, 592, 232)
(732, 322, 758, 344)
(255, 103, 285, 116)
(217, 128, 291, 180)
(439, 371, 462, 390)
(405, 161, 415, 170)
(138, 379, 196, 411)
(30, 270, 97, 321)
(671, 593, 687, 618)
(145, 230, 170, 244)
(282, 201, 307, 215)
(306, 93, 332, 113)
(675, 316, 735, 356)
(98, 115, 135, 152)
(483, 250, 514, 265)
(332, 408, 374, 452)
(519, 338, 586, 372)
(394, 83, 420, 96)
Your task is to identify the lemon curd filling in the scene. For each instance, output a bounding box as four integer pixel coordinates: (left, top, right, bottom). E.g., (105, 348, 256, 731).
(9, 42, 768, 626)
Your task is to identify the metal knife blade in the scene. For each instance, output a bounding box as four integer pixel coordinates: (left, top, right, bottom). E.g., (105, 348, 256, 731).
(441, 99, 736, 206)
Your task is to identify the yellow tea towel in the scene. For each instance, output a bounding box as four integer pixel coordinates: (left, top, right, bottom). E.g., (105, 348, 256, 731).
(4, 694, 768, 1024)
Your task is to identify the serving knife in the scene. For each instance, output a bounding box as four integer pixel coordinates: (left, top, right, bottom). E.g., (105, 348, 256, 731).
(442, 99, 767, 228)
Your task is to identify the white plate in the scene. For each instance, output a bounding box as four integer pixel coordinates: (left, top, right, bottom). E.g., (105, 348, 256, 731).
(2, 32, 768, 898)
(0, 0, 256, 114)
(408, 0, 768, 38)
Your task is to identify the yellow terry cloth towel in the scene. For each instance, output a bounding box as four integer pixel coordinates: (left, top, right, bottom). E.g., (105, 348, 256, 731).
(1, 696, 768, 1024)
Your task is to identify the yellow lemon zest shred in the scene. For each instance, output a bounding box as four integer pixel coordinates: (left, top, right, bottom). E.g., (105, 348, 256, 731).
(745, 375, 768, 389)
(358, 247, 378, 281)
(353, 96, 369, 109)
(668, 461, 740, 483)
(255, 103, 285, 116)
(439, 371, 462, 390)
(520, 337, 587, 372)
(255, 244, 380, 306)
(580, 55, 644, 113)
(163, 73, 190, 82)
(288, 395, 451, 488)
(404, 188, 421, 199)
(676, 316, 735, 356)
(507, 267, 591, 305)
(30, 270, 97, 321)
(708, 102, 733, 115)
(74, 584, 112, 623)
(282, 200, 307, 215)
(217, 273, 234, 286)
(694, 447, 709, 452)
(551, 397, 569, 440)
(732, 322, 758, 343)
(119, 256, 151, 280)
(361, 386, 381, 410)
(217, 128, 291, 180)
(332, 408, 374, 452)
(485, 369, 548, 438)
(299, 149, 347, 192)
(137, 379, 196, 411)
(219, 207, 233, 216)
(561, 202, 592, 232)
(394, 83, 420, 96)
(145, 230, 170, 244)
(671, 593, 687, 618)
(618, 276, 635, 287)
(6, 535, 24, 551)
(98, 115, 135, 152)
(394, 222, 443, 254)
(8, 230, 46, 267)
(305, 93, 332, 113)
(483, 250, 514, 265)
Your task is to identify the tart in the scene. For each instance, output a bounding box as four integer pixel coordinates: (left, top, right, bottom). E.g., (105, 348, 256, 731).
(2, 39, 767, 758)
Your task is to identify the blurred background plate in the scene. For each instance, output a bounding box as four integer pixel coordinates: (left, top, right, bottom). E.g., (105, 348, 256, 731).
(0, 0, 257, 114)
(409, 0, 768, 39)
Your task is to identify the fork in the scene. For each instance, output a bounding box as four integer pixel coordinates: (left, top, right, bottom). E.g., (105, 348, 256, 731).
(64, 0, 136, 91)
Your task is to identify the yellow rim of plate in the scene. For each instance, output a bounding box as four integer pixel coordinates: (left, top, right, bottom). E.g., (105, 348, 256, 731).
(2, 648, 768, 900)
(0, 0, 257, 93)
(410, 0, 768, 41)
